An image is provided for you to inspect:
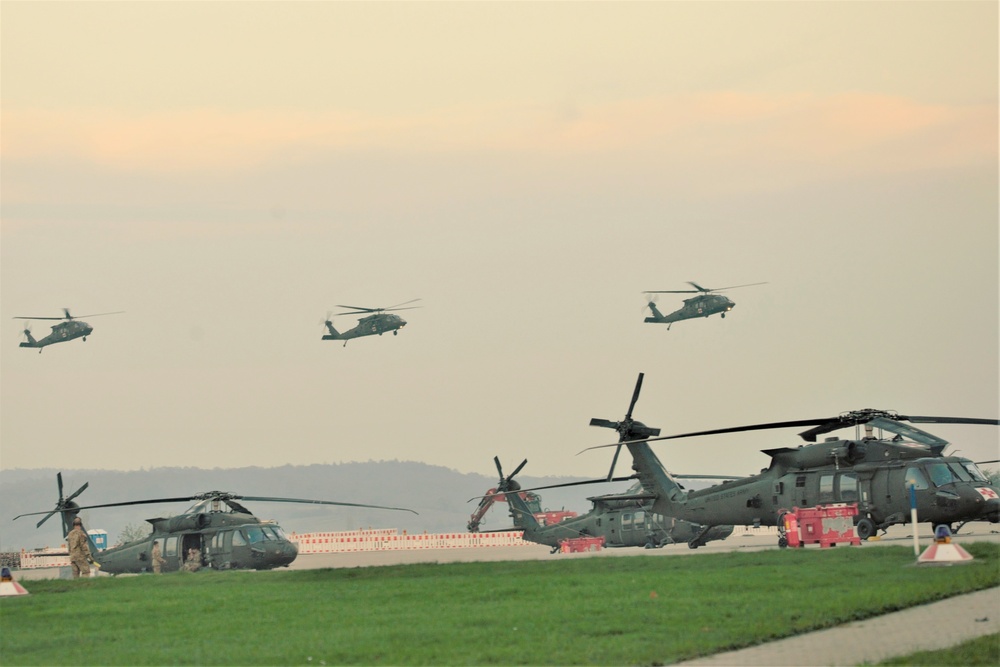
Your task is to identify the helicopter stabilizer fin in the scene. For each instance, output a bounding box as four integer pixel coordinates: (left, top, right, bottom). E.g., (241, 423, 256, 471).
(322, 321, 341, 340)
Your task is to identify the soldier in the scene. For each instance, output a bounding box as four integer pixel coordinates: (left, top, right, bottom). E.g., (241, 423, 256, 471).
(183, 547, 201, 572)
(67, 517, 91, 578)
(150, 540, 166, 574)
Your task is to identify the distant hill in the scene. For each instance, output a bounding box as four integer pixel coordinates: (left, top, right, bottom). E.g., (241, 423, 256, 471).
(0, 462, 631, 551)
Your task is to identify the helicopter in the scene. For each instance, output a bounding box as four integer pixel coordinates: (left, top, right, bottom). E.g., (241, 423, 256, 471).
(14, 473, 417, 574)
(480, 457, 734, 553)
(643, 282, 765, 329)
(568, 381, 999, 547)
(322, 299, 420, 347)
(14, 308, 124, 352)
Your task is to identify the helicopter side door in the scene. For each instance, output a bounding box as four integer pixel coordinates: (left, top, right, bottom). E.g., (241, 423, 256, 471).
(162, 535, 181, 572)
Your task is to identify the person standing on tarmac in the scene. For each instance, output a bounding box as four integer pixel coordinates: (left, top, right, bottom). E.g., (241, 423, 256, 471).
(67, 517, 92, 578)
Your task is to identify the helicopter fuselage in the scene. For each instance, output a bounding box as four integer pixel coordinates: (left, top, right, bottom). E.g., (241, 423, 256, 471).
(323, 313, 406, 343)
(20, 320, 93, 349)
(628, 438, 1000, 534)
(503, 482, 733, 551)
(645, 294, 735, 325)
(94, 511, 299, 574)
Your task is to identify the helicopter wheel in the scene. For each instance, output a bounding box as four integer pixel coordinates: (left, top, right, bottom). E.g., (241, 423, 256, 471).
(856, 518, 876, 541)
(393, 330, 398, 336)
(778, 536, 788, 549)
(721, 313, 726, 319)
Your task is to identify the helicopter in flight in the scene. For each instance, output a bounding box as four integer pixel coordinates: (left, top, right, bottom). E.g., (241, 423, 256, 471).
(479, 457, 734, 553)
(14, 308, 123, 352)
(14, 473, 417, 574)
(322, 299, 420, 346)
(570, 380, 999, 547)
(643, 282, 766, 329)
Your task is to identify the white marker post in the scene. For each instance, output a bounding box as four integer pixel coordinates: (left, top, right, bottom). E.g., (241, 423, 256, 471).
(909, 484, 920, 556)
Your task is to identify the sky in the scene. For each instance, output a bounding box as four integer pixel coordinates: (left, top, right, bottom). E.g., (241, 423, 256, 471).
(2, 2, 998, 482)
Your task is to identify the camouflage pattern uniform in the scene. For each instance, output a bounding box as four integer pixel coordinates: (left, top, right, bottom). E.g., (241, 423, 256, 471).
(67, 524, 91, 578)
(183, 548, 201, 572)
(150, 541, 166, 574)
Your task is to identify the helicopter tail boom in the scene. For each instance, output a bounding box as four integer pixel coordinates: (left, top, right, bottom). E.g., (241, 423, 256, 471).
(322, 321, 342, 340)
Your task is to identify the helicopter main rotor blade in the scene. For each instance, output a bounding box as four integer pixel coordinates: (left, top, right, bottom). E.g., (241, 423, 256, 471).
(710, 282, 768, 292)
(469, 475, 638, 502)
(385, 298, 422, 310)
(15, 496, 205, 520)
(336, 305, 379, 313)
(578, 418, 835, 453)
(72, 311, 125, 319)
(643, 290, 700, 294)
(238, 496, 418, 514)
(14, 316, 66, 321)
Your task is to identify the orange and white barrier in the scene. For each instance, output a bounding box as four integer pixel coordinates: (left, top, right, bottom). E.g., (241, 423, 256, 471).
(290, 530, 531, 554)
(18, 550, 71, 570)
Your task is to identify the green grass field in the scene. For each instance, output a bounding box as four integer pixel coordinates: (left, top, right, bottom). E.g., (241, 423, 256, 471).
(2, 543, 998, 666)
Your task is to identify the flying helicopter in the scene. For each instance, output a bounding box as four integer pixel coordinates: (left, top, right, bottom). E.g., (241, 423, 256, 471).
(322, 299, 420, 346)
(568, 381, 999, 547)
(643, 282, 765, 329)
(478, 457, 734, 553)
(14, 308, 124, 352)
(14, 473, 417, 574)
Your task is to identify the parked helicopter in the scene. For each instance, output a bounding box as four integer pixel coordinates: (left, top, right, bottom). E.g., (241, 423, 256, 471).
(14, 473, 417, 574)
(480, 457, 733, 553)
(14, 308, 123, 352)
(573, 384, 999, 546)
(643, 282, 765, 329)
(322, 299, 420, 346)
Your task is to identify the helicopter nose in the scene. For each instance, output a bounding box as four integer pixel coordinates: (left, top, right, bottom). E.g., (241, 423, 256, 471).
(978, 492, 1000, 522)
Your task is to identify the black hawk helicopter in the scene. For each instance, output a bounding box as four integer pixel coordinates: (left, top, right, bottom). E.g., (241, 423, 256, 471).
(471, 376, 736, 551)
(322, 299, 420, 346)
(643, 282, 765, 329)
(477, 457, 734, 553)
(14, 473, 417, 574)
(14, 308, 123, 352)
(569, 380, 999, 547)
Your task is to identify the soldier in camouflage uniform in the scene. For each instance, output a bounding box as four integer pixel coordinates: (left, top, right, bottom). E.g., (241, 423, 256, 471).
(67, 517, 91, 578)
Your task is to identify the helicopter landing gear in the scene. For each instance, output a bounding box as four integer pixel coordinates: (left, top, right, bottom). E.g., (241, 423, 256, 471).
(721, 313, 726, 318)
(856, 517, 877, 540)
(393, 330, 398, 335)
(83, 337, 87, 342)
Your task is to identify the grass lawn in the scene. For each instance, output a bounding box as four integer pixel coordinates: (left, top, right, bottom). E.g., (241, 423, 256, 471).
(874, 633, 1000, 666)
(2, 543, 998, 665)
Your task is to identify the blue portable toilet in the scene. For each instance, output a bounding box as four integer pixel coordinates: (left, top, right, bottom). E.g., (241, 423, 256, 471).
(88, 529, 108, 551)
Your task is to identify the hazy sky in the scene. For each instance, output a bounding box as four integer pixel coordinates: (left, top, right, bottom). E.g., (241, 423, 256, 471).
(2, 2, 997, 481)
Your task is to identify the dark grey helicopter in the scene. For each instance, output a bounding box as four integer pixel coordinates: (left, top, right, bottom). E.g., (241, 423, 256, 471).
(323, 300, 420, 346)
(14, 308, 123, 352)
(644, 282, 765, 329)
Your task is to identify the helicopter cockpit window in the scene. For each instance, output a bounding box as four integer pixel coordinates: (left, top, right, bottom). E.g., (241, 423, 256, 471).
(947, 462, 973, 482)
(243, 526, 267, 544)
(961, 462, 989, 483)
(904, 468, 929, 490)
(261, 526, 280, 541)
(232, 530, 247, 547)
(271, 525, 288, 540)
(926, 463, 957, 487)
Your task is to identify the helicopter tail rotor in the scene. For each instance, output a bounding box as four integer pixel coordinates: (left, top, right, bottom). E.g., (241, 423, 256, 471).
(589, 373, 661, 481)
(31, 472, 90, 537)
